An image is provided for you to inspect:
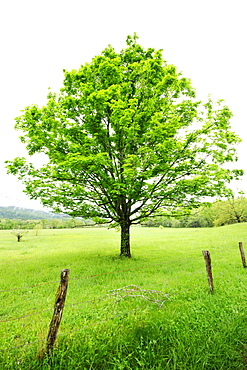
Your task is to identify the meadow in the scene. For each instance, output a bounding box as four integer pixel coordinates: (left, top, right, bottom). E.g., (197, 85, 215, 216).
(1, 224, 247, 369)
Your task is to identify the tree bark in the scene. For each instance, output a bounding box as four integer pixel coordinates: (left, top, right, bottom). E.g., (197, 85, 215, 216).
(120, 221, 131, 257)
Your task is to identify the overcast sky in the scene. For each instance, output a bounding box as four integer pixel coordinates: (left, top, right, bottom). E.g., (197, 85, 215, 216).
(0, 0, 246, 210)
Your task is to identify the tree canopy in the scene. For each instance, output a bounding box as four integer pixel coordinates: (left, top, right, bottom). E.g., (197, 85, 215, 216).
(6, 34, 243, 257)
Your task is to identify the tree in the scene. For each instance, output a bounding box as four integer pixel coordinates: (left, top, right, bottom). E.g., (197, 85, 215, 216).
(6, 34, 242, 257)
(211, 197, 247, 226)
(33, 223, 42, 236)
(11, 229, 29, 242)
(227, 196, 247, 223)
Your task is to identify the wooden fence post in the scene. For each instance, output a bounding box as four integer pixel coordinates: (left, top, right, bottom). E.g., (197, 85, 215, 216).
(239, 242, 246, 268)
(46, 269, 70, 354)
(202, 251, 214, 293)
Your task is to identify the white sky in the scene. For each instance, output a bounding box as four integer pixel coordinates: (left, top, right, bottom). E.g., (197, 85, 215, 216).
(0, 0, 246, 210)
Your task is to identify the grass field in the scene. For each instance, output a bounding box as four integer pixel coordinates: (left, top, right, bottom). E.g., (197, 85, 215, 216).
(1, 224, 247, 369)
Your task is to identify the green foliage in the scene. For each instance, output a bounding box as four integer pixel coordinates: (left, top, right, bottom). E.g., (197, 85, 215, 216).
(10, 228, 29, 242)
(210, 196, 247, 226)
(0, 217, 88, 230)
(142, 196, 247, 228)
(6, 34, 243, 255)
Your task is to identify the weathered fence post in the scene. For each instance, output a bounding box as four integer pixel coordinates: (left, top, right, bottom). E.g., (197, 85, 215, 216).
(239, 242, 246, 268)
(202, 251, 214, 293)
(46, 269, 70, 354)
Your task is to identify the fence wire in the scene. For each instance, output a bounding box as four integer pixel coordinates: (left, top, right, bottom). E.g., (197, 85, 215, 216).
(0, 307, 53, 323)
(0, 256, 204, 354)
(0, 258, 197, 294)
(0, 295, 115, 324)
(0, 306, 146, 352)
(0, 261, 204, 324)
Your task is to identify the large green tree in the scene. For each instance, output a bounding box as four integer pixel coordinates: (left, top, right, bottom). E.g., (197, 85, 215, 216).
(6, 34, 242, 257)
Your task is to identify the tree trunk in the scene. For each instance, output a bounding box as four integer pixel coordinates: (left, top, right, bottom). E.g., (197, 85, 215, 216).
(120, 221, 131, 257)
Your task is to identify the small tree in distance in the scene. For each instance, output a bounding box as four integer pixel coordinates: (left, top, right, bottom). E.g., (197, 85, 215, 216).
(6, 34, 243, 257)
(11, 229, 29, 242)
(33, 223, 42, 236)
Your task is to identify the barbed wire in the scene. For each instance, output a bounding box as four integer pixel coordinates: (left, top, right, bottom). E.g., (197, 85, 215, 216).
(0, 307, 53, 323)
(56, 307, 143, 339)
(0, 338, 44, 352)
(0, 258, 197, 294)
(0, 306, 145, 353)
(0, 264, 204, 323)
(0, 295, 115, 324)
(0, 258, 29, 266)
(0, 279, 61, 293)
(0, 262, 165, 293)
(0, 284, 170, 349)
(68, 262, 167, 281)
(0, 259, 203, 293)
(0, 256, 239, 353)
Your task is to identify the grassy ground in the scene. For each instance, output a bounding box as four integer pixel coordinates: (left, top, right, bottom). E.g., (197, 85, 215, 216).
(1, 224, 247, 369)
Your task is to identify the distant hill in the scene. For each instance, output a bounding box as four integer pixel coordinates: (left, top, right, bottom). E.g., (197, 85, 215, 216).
(0, 206, 70, 220)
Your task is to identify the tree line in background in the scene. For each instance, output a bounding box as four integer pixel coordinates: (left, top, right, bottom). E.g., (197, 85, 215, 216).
(0, 197, 247, 231)
(142, 197, 247, 228)
(0, 217, 91, 230)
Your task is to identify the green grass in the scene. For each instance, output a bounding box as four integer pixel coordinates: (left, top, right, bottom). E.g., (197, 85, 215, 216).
(1, 224, 247, 369)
